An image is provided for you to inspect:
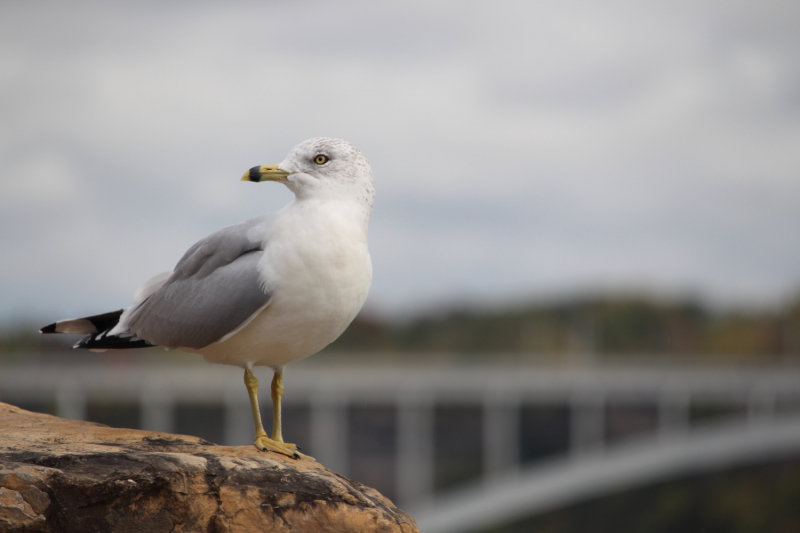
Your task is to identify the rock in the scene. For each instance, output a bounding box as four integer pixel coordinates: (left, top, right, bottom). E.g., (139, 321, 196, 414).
(0, 402, 418, 533)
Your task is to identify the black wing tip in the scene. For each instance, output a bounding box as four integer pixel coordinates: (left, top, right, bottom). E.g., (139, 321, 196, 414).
(73, 335, 154, 351)
(39, 310, 126, 336)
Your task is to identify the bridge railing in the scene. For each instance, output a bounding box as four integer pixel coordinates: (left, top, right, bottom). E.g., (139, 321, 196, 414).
(2, 360, 799, 508)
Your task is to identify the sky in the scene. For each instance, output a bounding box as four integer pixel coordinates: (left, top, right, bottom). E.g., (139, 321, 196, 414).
(1, 1, 799, 325)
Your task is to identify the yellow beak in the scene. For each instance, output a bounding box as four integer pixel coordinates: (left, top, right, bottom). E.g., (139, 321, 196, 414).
(241, 164, 290, 182)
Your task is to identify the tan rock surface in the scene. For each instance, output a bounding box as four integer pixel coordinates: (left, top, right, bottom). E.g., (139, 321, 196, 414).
(0, 402, 418, 533)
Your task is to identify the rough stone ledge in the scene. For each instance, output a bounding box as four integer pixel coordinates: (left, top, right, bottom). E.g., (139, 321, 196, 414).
(0, 402, 418, 533)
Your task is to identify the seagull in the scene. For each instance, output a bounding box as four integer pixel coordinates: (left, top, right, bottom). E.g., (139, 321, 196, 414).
(40, 137, 374, 459)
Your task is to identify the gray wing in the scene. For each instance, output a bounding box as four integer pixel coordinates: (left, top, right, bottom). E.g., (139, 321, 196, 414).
(126, 219, 271, 349)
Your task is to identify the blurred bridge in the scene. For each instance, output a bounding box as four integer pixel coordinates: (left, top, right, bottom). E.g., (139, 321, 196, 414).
(413, 414, 800, 532)
(2, 362, 800, 532)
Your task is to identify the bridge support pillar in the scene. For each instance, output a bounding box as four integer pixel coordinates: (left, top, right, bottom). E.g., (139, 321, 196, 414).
(482, 394, 520, 477)
(141, 380, 174, 434)
(748, 389, 776, 423)
(658, 390, 689, 438)
(223, 388, 252, 445)
(570, 392, 605, 455)
(310, 392, 349, 475)
(55, 379, 87, 422)
(396, 393, 434, 506)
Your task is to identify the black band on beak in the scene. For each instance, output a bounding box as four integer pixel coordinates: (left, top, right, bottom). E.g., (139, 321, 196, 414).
(247, 166, 262, 182)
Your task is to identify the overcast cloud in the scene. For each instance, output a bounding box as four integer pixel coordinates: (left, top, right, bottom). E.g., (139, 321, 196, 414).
(1, 1, 799, 324)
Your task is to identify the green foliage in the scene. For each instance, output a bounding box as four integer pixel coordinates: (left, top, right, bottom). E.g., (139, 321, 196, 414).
(328, 294, 800, 358)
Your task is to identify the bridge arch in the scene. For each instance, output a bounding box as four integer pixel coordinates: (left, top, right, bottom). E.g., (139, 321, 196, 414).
(412, 416, 800, 533)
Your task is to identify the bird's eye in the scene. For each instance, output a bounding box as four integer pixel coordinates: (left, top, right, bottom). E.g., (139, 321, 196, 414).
(314, 154, 329, 165)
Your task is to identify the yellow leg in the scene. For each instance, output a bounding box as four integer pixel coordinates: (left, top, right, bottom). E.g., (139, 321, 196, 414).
(244, 367, 300, 459)
(244, 367, 267, 438)
(271, 370, 285, 443)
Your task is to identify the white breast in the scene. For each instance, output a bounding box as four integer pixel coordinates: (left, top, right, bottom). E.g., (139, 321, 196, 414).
(196, 199, 372, 369)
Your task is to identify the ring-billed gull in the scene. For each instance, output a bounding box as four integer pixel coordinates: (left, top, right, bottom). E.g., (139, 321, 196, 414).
(41, 137, 374, 459)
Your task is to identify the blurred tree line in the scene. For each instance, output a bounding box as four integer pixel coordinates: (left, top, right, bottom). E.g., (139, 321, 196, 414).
(329, 294, 800, 358)
(2, 294, 799, 361)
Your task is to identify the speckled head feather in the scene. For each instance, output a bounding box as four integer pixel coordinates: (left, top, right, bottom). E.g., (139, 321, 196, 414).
(278, 138, 374, 214)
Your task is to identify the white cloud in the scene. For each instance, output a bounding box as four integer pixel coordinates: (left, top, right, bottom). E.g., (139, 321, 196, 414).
(1, 0, 799, 323)
(0, 151, 82, 207)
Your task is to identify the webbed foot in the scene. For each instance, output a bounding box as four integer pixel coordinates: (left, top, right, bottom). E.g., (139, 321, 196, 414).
(254, 435, 313, 460)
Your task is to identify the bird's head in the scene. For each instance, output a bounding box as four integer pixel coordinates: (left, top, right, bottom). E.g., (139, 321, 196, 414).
(243, 138, 374, 211)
